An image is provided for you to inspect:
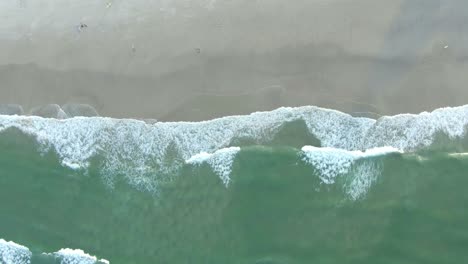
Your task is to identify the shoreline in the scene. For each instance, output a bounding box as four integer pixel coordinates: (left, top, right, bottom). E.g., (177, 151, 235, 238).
(1, 53, 467, 122)
(1, 102, 467, 123)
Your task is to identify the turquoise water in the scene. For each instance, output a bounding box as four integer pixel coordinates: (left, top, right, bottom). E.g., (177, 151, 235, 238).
(1, 105, 468, 264)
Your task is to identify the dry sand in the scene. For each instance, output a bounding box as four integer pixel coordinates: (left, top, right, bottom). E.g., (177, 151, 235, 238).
(1, 0, 468, 120)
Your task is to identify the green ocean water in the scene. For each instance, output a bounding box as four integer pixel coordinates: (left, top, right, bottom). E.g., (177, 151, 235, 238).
(1, 106, 468, 264)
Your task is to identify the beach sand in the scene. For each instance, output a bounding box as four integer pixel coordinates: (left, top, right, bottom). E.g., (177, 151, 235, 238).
(1, 0, 468, 120)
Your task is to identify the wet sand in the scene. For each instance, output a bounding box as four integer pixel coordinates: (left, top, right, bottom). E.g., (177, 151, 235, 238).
(1, 0, 468, 120)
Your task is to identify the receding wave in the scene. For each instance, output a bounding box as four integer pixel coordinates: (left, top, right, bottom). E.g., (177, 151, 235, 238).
(0, 104, 467, 193)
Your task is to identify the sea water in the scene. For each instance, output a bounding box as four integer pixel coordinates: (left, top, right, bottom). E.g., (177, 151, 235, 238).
(1, 105, 468, 263)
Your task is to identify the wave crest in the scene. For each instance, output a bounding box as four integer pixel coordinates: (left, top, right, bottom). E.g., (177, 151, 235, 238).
(0, 239, 31, 264)
(50, 248, 109, 264)
(301, 146, 401, 199)
(186, 147, 240, 187)
(0, 238, 110, 264)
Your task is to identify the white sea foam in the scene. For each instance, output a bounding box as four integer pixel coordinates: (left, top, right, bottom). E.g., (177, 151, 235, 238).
(0, 105, 466, 192)
(345, 161, 382, 200)
(301, 146, 401, 199)
(362, 106, 468, 151)
(0, 238, 109, 264)
(186, 147, 241, 187)
(449, 152, 468, 157)
(50, 248, 109, 264)
(301, 146, 400, 184)
(0, 239, 31, 264)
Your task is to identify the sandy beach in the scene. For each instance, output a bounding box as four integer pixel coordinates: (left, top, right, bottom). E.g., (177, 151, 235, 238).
(1, 0, 468, 120)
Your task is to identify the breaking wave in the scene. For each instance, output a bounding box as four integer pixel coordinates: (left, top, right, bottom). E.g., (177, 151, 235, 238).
(301, 146, 401, 199)
(0, 239, 31, 264)
(0, 105, 467, 193)
(0, 239, 109, 264)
